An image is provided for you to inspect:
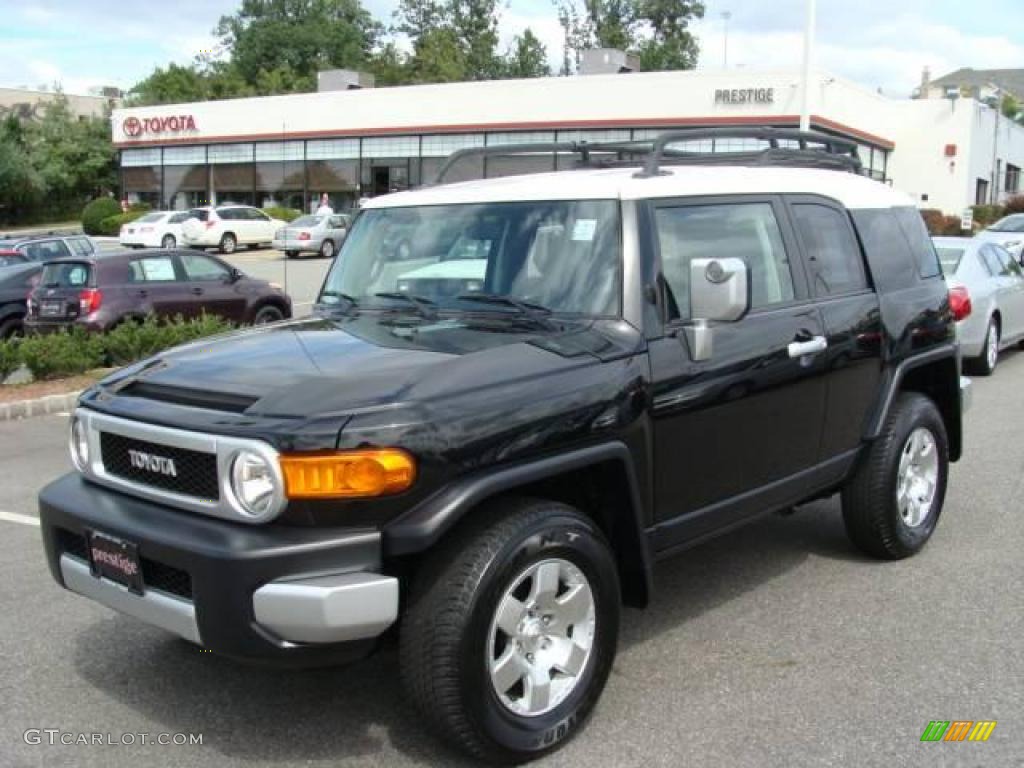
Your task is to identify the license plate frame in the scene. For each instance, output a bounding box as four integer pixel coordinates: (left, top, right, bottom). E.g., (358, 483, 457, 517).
(87, 530, 144, 595)
(40, 301, 64, 317)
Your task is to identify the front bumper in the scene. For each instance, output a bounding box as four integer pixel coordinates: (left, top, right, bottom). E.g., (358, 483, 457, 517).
(40, 473, 398, 666)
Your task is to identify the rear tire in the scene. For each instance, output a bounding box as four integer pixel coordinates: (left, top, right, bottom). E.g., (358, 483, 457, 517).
(970, 317, 999, 376)
(0, 316, 23, 340)
(319, 239, 335, 259)
(219, 233, 237, 255)
(161, 234, 176, 249)
(841, 393, 948, 559)
(400, 497, 620, 763)
(284, 250, 299, 259)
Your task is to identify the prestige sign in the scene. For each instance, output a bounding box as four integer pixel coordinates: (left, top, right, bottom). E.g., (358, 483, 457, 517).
(714, 88, 775, 105)
(122, 114, 198, 138)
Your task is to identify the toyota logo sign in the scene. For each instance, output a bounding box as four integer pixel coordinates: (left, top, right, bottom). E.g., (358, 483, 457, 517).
(122, 114, 197, 138)
(123, 117, 143, 137)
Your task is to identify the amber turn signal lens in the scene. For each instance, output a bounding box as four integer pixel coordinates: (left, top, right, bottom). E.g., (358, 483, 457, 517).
(279, 449, 416, 499)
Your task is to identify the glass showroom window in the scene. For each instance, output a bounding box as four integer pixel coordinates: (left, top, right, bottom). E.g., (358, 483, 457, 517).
(209, 143, 255, 206)
(121, 149, 162, 207)
(254, 143, 305, 211)
(421, 134, 485, 186)
(163, 146, 208, 210)
(307, 137, 361, 211)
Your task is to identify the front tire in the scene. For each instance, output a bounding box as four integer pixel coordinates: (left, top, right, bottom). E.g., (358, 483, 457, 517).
(971, 317, 999, 376)
(252, 305, 284, 325)
(841, 393, 948, 559)
(400, 498, 620, 763)
(219, 233, 237, 255)
(161, 234, 176, 249)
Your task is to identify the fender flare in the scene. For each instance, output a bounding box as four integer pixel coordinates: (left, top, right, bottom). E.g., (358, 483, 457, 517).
(384, 442, 654, 605)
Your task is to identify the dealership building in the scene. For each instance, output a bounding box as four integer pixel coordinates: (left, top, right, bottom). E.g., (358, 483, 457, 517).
(112, 66, 1024, 216)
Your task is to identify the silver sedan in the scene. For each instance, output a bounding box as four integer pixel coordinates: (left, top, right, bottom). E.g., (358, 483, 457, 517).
(935, 236, 1024, 375)
(273, 213, 351, 259)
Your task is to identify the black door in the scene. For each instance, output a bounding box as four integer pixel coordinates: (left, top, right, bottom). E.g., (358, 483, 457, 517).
(646, 196, 829, 550)
(785, 196, 883, 460)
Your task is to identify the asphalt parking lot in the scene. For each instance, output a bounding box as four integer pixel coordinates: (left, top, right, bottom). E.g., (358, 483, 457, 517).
(0, 351, 1021, 767)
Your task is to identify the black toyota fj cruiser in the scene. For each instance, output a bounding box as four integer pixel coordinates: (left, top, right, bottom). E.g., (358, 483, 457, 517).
(39, 129, 970, 763)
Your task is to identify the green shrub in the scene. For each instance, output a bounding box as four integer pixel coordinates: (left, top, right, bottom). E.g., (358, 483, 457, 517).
(81, 197, 122, 236)
(0, 339, 19, 382)
(1004, 195, 1024, 216)
(262, 206, 302, 223)
(970, 204, 1005, 229)
(96, 210, 150, 237)
(18, 327, 105, 380)
(101, 314, 234, 366)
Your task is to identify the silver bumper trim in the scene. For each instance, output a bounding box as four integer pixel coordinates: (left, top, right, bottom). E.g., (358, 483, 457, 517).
(60, 554, 201, 644)
(253, 572, 399, 644)
(960, 375, 972, 414)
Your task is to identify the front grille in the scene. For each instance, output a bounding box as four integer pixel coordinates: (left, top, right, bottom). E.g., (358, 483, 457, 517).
(100, 431, 219, 501)
(57, 528, 193, 599)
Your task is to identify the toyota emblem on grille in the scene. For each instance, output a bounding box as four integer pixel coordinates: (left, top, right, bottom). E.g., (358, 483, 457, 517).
(127, 449, 178, 477)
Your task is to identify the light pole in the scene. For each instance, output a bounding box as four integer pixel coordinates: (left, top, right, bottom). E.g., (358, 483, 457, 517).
(722, 11, 732, 68)
(799, 0, 817, 132)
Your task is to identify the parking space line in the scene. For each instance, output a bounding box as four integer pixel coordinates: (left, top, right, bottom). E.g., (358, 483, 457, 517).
(0, 510, 40, 527)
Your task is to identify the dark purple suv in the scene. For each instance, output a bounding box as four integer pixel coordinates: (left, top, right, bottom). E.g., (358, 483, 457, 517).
(25, 249, 292, 333)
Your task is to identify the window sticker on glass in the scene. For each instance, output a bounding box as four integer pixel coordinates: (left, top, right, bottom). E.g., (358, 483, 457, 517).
(572, 219, 597, 242)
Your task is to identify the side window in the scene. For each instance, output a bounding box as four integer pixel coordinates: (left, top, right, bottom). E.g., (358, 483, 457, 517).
(180, 253, 229, 282)
(249, 209, 270, 221)
(22, 240, 72, 262)
(850, 210, 918, 291)
(68, 237, 93, 256)
(655, 202, 794, 319)
(129, 256, 178, 282)
(791, 203, 867, 296)
(216, 209, 236, 221)
(329, 215, 348, 229)
(977, 248, 999, 277)
(990, 246, 1021, 277)
(893, 207, 942, 278)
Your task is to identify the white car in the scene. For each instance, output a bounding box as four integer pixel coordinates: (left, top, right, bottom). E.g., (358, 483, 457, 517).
(119, 211, 192, 249)
(975, 213, 1024, 261)
(181, 205, 286, 254)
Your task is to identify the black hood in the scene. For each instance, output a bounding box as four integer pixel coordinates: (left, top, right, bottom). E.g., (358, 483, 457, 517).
(98, 313, 642, 419)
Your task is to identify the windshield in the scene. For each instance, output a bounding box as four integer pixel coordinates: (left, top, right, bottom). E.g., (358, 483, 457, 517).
(935, 247, 964, 275)
(292, 215, 323, 227)
(320, 201, 621, 316)
(989, 214, 1024, 232)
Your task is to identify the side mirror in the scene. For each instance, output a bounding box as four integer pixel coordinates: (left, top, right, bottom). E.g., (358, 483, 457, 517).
(684, 257, 751, 362)
(227, 268, 243, 283)
(689, 258, 750, 322)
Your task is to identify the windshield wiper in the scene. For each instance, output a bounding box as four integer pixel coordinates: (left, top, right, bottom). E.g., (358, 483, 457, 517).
(373, 291, 438, 318)
(317, 291, 359, 314)
(455, 292, 552, 316)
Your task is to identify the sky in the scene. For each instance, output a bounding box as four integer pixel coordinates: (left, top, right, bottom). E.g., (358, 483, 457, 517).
(1, 0, 1022, 99)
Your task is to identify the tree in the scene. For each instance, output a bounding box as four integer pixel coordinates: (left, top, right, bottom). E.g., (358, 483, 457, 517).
(0, 117, 45, 224)
(502, 29, 550, 79)
(216, 0, 381, 88)
(129, 64, 211, 106)
(396, 0, 502, 82)
(1002, 94, 1024, 125)
(635, 0, 703, 71)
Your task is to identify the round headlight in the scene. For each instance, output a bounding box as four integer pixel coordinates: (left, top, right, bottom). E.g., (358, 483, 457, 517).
(69, 415, 89, 472)
(230, 451, 279, 519)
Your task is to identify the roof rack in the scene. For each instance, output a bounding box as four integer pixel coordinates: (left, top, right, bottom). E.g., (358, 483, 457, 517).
(431, 127, 863, 185)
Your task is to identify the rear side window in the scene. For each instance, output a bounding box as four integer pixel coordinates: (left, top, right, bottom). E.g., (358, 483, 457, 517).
(850, 210, 918, 291)
(978, 246, 1001, 277)
(655, 202, 795, 319)
(169, 212, 191, 224)
(188, 209, 210, 222)
(22, 239, 72, 262)
(129, 256, 177, 283)
(894, 208, 942, 278)
(41, 262, 91, 287)
(136, 213, 164, 223)
(68, 237, 94, 256)
(790, 203, 867, 296)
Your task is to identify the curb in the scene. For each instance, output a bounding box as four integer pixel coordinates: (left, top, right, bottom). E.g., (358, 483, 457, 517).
(0, 391, 82, 422)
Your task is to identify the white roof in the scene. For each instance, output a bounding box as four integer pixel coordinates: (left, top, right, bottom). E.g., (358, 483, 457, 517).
(365, 166, 915, 211)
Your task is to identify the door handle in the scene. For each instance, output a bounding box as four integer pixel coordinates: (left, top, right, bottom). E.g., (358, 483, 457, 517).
(136, 290, 148, 298)
(788, 335, 828, 359)
(191, 287, 204, 296)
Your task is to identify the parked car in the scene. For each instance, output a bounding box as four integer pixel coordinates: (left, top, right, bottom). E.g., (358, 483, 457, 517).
(0, 262, 42, 338)
(119, 211, 192, 250)
(934, 235, 1024, 375)
(975, 213, 1024, 261)
(38, 129, 968, 763)
(0, 233, 98, 263)
(273, 213, 351, 259)
(25, 249, 292, 334)
(0, 249, 29, 268)
(181, 205, 286, 254)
